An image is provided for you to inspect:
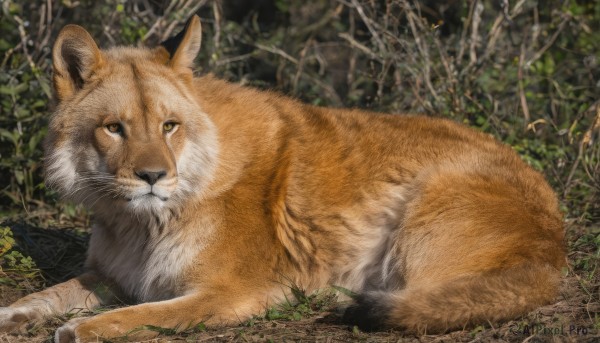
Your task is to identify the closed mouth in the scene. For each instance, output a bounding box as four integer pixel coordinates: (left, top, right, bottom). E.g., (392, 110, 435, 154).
(150, 192, 169, 201)
(125, 193, 169, 202)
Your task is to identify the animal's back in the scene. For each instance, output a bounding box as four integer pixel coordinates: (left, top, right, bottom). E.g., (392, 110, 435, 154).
(192, 75, 565, 333)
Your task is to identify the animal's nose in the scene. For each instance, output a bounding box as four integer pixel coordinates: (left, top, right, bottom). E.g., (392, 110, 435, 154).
(135, 170, 167, 185)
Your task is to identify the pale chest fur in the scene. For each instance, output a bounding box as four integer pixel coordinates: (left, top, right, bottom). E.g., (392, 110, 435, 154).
(87, 213, 214, 302)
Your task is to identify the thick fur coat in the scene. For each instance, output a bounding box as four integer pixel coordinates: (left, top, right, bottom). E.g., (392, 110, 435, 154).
(0, 16, 565, 342)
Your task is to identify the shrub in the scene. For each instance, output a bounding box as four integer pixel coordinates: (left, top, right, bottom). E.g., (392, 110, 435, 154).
(0, 0, 598, 225)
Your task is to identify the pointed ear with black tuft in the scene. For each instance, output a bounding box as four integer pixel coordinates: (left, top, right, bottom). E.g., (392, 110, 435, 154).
(160, 15, 202, 75)
(52, 25, 103, 102)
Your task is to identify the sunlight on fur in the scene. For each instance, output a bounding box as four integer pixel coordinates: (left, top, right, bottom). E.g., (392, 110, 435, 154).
(0, 15, 565, 343)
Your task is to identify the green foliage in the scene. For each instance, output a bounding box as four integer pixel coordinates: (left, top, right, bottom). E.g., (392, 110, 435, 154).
(512, 140, 567, 173)
(0, 0, 597, 225)
(571, 226, 600, 278)
(259, 286, 338, 322)
(0, 1, 53, 214)
(0, 226, 40, 288)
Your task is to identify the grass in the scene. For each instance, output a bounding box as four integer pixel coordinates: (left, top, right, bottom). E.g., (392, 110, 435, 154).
(1, 0, 599, 342)
(0, 226, 40, 298)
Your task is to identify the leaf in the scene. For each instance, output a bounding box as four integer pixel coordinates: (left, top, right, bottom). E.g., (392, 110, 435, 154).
(331, 285, 358, 299)
(0, 83, 27, 95)
(265, 308, 283, 320)
(290, 286, 309, 304)
(0, 128, 19, 147)
(14, 169, 24, 185)
(37, 77, 52, 99)
(27, 130, 45, 153)
(195, 322, 206, 332)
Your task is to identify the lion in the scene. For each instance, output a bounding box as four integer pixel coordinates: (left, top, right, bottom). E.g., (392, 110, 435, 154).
(0, 15, 565, 342)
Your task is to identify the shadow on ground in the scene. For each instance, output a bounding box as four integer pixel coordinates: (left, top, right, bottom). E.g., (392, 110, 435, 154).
(0, 223, 599, 342)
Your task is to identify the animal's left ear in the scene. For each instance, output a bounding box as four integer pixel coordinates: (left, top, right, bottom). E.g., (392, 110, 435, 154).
(159, 15, 202, 74)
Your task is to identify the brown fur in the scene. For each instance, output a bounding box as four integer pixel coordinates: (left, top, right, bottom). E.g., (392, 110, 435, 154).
(0, 16, 565, 342)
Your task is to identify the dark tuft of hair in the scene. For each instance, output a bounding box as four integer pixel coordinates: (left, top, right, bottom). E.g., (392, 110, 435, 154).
(342, 293, 391, 332)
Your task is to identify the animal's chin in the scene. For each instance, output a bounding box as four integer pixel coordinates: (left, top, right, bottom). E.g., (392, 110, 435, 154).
(126, 193, 169, 202)
(125, 193, 169, 213)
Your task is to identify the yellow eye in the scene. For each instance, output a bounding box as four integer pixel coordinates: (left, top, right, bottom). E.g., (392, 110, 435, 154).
(163, 122, 177, 133)
(106, 123, 123, 134)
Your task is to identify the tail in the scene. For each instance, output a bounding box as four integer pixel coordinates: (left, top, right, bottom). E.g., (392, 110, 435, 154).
(343, 263, 562, 333)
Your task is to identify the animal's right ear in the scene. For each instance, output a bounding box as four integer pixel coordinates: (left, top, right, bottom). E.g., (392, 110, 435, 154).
(52, 25, 103, 102)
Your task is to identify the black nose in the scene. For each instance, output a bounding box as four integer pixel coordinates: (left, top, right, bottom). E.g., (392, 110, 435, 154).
(135, 170, 167, 185)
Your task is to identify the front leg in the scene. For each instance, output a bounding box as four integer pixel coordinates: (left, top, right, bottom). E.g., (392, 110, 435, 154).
(55, 290, 270, 342)
(0, 272, 118, 333)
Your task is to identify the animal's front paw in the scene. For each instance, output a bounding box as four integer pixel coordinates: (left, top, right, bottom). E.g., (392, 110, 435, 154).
(55, 317, 93, 343)
(55, 316, 141, 343)
(0, 307, 42, 333)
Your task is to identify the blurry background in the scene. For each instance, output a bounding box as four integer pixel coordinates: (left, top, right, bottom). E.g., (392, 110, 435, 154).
(0, 0, 599, 340)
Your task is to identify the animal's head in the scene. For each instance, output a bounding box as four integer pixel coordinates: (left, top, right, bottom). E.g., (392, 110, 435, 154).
(45, 16, 218, 219)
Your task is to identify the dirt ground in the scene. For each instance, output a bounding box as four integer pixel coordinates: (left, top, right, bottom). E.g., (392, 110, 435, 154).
(0, 223, 599, 343)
